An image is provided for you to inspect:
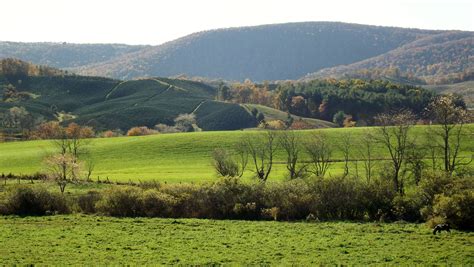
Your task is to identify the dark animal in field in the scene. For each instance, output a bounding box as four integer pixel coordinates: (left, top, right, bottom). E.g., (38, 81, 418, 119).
(433, 223, 451, 235)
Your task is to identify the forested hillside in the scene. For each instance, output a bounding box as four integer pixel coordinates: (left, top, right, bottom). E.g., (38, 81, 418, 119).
(303, 31, 474, 84)
(0, 42, 148, 69)
(220, 79, 438, 126)
(73, 22, 439, 80)
(2, 22, 472, 84)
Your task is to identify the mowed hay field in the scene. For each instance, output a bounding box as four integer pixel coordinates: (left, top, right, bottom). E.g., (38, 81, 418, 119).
(0, 215, 473, 265)
(0, 125, 473, 182)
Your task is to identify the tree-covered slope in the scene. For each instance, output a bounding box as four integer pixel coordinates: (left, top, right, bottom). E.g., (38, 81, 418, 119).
(3, 22, 471, 83)
(0, 42, 148, 69)
(303, 31, 474, 84)
(71, 22, 438, 80)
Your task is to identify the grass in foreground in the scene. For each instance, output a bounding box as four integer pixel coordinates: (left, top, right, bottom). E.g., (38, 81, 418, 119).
(0, 215, 473, 265)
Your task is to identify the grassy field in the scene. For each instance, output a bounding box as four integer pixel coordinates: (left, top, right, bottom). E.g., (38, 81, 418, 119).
(0, 215, 472, 265)
(242, 103, 335, 128)
(0, 125, 472, 183)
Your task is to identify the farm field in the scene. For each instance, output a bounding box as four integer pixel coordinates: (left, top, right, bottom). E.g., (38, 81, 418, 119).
(0, 125, 473, 182)
(0, 215, 472, 265)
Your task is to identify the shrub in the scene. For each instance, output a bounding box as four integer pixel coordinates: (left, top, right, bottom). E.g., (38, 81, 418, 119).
(154, 123, 179, 133)
(102, 130, 121, 138)
(204, 177, 261, 219)
(96, 186, 144, 217)
(428, 190, 474, 230)
(5, 186, 70, 215)
(391, 193, 423, 222)
(363, 178, 397, 221)
(141, 189, 178, 217)
(159, 183, 207, 218)
(212, 149, 239, 177)
(77, 190, 101, 214)
(263, 120, 286, 130)
(417, 172, 452, 205)
(127, 126, 157, 136)
(264, 179, 314, 220)
(311, 177, 367, 220)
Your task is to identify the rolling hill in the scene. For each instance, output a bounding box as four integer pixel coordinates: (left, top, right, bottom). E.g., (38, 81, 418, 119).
(0, 60, 334, 132)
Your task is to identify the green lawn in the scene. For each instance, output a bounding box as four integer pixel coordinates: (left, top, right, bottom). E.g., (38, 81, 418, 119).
(0, 125, 472, 182)
(0, 215, 472, 265)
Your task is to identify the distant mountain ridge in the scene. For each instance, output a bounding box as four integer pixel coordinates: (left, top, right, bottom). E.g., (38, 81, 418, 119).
(1, 22, 472, 82)
(303, 31, 474, 84)
(0, 42, 148, 69)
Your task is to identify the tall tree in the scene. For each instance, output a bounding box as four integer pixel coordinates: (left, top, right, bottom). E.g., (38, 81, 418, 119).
(279, 131, 306, 179)
(242, 131, 277, 182)
(426, 94, 472, 174)
(375, 110, 416, 194)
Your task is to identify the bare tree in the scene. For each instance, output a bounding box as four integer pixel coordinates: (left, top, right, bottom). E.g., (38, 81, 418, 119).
(425, 94, 472, 175)
(242, 131, 278, 182)
(375, 110, 416, 194)
(406, 144, 426, 185)
(44, 153, 81, 193)
(357, 130, 377, 183)
(304, 132, 332, 177)
(337, 132, 352, 177)
(234, 140, 249, 177)
(278, 131, 307, 179)
(85, 159, 95, 181)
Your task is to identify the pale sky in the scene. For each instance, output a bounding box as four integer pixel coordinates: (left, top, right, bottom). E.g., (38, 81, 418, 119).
(2, 0, 473, 45)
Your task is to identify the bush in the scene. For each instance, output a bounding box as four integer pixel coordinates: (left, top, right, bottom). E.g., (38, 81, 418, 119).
(96, 186, 144, 217)
(311, 177, 367, 220)
(212, 149, 239, 177)
(206, 177, 263, 219)
(4, 186, 70, 215)
(127, 126, 157, 136)
(262, 120, 286, 130)
(77, 190, 101, 214)
(264, 179, 314, 220)
(141, 189, 178, 217)
(428, 190, 474, 230)
(154, 123, 179, 133)
(363, 178, 396, 221)
(391, 193, 423, 222)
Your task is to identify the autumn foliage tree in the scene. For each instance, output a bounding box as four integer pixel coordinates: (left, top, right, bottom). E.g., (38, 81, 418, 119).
(425, 94, 472, 175)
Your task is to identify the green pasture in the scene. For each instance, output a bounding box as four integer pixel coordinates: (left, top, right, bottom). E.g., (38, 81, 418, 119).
(0, 215, 472, 265)
(0, 125, 472, 183)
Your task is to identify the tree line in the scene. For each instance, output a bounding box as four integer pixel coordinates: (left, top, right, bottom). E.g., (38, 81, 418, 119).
(217, 79, 458, 126)
(212, 95, 472, 195)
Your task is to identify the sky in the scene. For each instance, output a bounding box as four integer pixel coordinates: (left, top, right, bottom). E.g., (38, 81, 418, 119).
(1, 0, 473, 45)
